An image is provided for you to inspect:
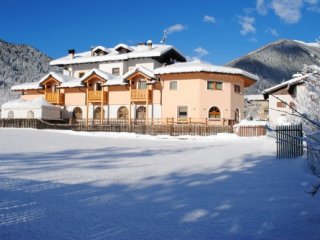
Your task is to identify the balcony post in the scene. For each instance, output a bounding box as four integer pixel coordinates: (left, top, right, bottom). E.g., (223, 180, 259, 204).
(100, 87, 104, 124)
(129, 81, 132, 125)
(86, 83, 89, 126)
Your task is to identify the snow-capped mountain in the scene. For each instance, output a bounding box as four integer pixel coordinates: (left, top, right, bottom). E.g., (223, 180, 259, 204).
(227, 39, 320, 93)
(0, 39, 60, 105)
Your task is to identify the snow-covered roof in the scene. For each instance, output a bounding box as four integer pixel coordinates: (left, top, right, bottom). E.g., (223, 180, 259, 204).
(1, 97, 59, 110)
(80, 68, 117, 82)
(91, 46, 111, 54)
(154, 61, 260, 82)
(50, 44, 185, 66)
(39, 72, 78, 84)
(11, 82, 42, 91)
(104, 76, 127, 86)
(263, 74, 310, 94)
(59, 79, 84, 88)
(245, 95, 265, 101)
(123, 66, 155, 80)
(114, 43, 134, 52)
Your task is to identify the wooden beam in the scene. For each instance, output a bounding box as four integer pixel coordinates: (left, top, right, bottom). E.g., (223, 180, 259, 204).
(129, 81, 132, 125)
(86, 83, 89, 126)
(100, 86, 104, 124)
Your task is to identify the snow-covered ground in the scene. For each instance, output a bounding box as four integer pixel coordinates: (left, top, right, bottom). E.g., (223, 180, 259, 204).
(0, 129, 319, 240)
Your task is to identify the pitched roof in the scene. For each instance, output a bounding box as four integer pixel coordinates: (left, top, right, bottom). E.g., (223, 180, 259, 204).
(123, 66, 155, 80)
(39, 72, 78, 84)
(80, 68, 117, 82)
(154, 61, 260, 82)
(262, 74, 310, 94)
(50, 44, 185, 66)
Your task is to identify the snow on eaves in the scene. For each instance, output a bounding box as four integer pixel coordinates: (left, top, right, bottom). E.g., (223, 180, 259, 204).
(50, 44, 182, 66)
(80, 68, 117, 82)
(39, 72, 78, 84)
(245, 94, 265, 101)
(1, 97, 58, 109)
(154, 61, 260, 81)
(11, 82, 42, 91)
(263, 74, 311, 94)
(123, 66, 155, 80)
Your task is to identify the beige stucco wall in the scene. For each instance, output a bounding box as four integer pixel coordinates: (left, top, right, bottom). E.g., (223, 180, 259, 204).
(159, 72, 248, 123)
(64, 88, 86, 106)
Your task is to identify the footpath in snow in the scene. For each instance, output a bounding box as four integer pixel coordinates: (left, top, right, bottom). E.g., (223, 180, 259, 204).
(0, 129, 319, 240)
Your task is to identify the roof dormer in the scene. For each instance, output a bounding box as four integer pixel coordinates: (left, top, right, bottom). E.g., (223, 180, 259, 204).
(114, 43, 134, 54)
(91, 46, 111, 56)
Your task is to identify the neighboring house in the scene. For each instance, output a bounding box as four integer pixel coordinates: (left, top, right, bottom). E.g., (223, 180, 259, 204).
(3, 41, 259, 125)
(244, 94, 269, 120)
(262, 74, 308, 124)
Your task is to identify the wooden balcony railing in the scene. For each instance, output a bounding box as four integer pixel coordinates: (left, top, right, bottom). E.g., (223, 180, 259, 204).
(45, 92, 64, 105)
(131, 89, 152, 102)
(88, 91, 107, 103)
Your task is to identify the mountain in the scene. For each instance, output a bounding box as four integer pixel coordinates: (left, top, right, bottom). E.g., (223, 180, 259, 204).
(227, 39, 320, 93)
(0, 39, 60, 105)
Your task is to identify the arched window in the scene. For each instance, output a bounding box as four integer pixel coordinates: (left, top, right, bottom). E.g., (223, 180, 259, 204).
(117, 106, 129, 120)
(208, 106, 221, 119)
(94, 107, 104, 120)
(234, 108, 240, 123)
(136, 106, 146, 120)
(73, 107, 82, 119)
(8, 111, 14, 119)
(27, 110, 34, 119)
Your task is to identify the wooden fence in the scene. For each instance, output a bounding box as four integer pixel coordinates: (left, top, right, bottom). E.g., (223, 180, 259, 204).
(235, 125, 266, 137)
(276, 124, 303, 158)
(0, 118, 233, 136)
(74, 124, 233, 136)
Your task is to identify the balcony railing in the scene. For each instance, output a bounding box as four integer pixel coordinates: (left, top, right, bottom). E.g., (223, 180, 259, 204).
(88, 91, 107, 103)
(131, 89, 152, 102)
(45, 92, 64, 105)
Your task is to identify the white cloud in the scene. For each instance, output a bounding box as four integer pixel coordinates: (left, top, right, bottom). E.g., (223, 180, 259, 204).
(166, 24, 188, 35)
(238, 16, 256, 36)
(266, 27, 279, 36)
(305, 0, 318, 4)
(271, 0, 303, 23)
(203, 15, 216, 23)
(194, 47, 209, 57)
(257, 0, 268, 15)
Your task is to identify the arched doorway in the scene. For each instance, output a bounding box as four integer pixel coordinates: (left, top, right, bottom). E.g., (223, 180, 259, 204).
(73, 107, 83, 119)
(94, 107, 104, 120)
(8, 111, 14, 119)
(27, 110, 34, 119)
(136, 106, 146, 120)
(117, 106, 129, 120)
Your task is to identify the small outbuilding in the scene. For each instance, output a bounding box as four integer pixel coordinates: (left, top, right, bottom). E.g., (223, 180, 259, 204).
(1, 97, 62, 120)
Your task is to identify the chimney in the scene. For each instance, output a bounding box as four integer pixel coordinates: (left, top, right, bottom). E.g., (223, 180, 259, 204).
(147, 40, 152, 50)
(68, 49, 75, 59)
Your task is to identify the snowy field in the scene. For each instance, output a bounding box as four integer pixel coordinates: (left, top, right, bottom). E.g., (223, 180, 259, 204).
(0, 129, 319, 240)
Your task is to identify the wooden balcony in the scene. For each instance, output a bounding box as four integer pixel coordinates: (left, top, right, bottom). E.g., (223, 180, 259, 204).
(88, 90, 107, 103)
(45, 92, 64, 105)
(131, 89, 152, 102)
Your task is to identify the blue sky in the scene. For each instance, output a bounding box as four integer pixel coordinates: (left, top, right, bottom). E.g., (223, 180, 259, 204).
(1, 0, 319, 65)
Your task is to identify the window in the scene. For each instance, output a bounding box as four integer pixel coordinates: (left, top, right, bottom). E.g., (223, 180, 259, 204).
(136, 106, 146, 120)
(79, 72, 85, 78)
(94, 83, 102, 91)
(27, 110, 34, 119)
(216, 82, 223, 90)
(234, 84, 241, 93)
(8, 111, 14, 119)
(207, 81, 214, 90)
(208, 106, 221, 119)
(112, 68, 120, 76)
(177, 106, 188, 119)
(170, 81, 178, 90)
(117, 106, 129, 120)
(207, 81, 223, 90)
(73, 107, 82, 119)
(277, 102, 286, 108)
(138, 81, 147, 89)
